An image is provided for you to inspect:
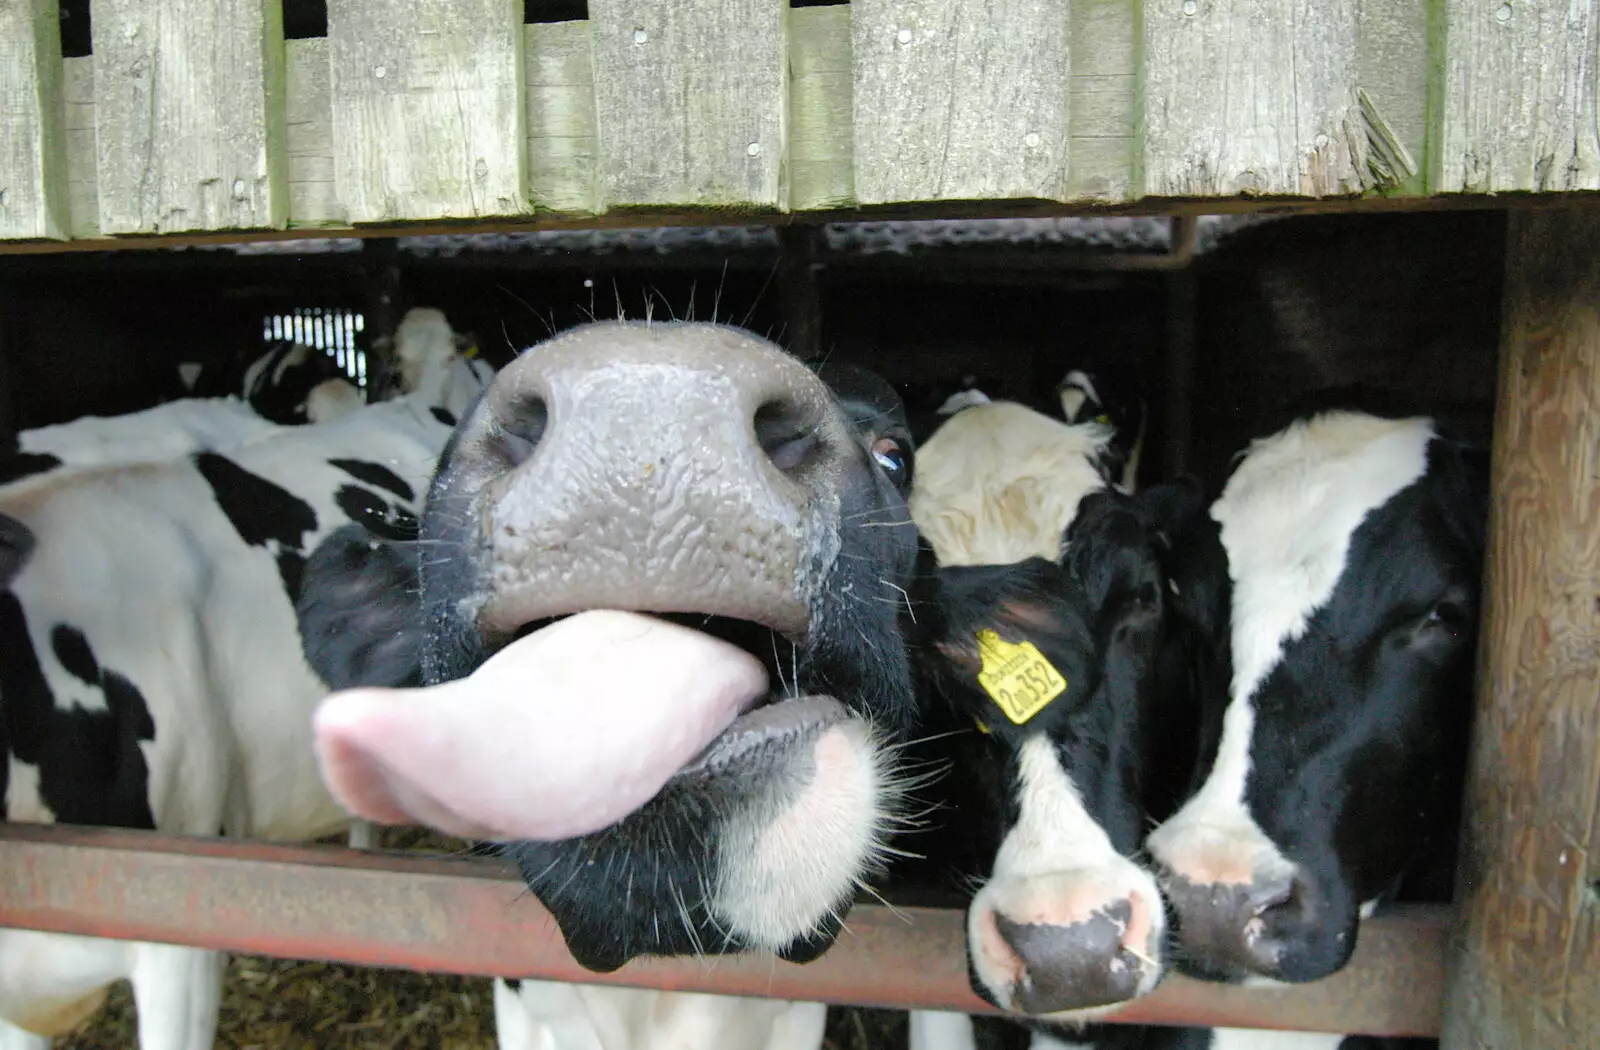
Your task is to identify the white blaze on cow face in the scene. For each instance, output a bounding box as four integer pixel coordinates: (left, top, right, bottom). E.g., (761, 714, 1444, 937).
(911, 402, 1115, 566)
(1056, 370, 1099, 422)
(968, 736, 1165, 1019)
(1147, 412, 1436, 891)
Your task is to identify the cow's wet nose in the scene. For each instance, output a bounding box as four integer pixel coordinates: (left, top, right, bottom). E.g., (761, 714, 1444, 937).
(1165, 872, 1352, 983)
(486, 362, 829, 480)
(464, 323, 851, 639)
(971, 880, 1162, 1015)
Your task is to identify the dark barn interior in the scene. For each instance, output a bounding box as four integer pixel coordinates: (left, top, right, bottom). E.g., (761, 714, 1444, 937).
(0, 209, 1506, 487)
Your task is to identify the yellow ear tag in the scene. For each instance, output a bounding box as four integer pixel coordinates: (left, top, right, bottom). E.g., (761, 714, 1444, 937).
(975, 629, 1067, 725)
(1094, 413, 1111, 425)
(463, 344, 480, 359)
(973, 717, 992, 735)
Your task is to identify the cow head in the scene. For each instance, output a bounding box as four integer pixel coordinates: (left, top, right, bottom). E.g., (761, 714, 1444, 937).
(301, 321, 924, 971)
(910, 487, 1181, 1020)
(910, 401, 1119, 568)
(1145, 401, 1487, 983)
(376, 307, 496, 426)
(243, 341, 360, 425)
(1056, 367, 1146, 492)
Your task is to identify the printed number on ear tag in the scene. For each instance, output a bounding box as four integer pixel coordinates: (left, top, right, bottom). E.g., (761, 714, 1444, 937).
(975, 629, 1067, 725)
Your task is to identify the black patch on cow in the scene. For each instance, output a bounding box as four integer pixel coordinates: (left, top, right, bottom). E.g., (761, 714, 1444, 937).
(334, 485, 420, 542)
(328, 459, 415, 502)
(0, 594, 156, 829)
(195, 453, 319, 550)
(430, 406, 458, 427)
(501, 978, 522, 993)
(51, 625, 100, 686)
(277, 550, 307, 605)
(0, 452, 63, 487)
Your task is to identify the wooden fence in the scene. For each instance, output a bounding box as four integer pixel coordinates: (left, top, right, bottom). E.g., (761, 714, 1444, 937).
(5, 0, 1600, 248)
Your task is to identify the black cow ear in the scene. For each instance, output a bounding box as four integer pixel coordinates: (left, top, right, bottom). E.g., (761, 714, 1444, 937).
(0, 513, 36, 590)
(295, 524, 424, 689)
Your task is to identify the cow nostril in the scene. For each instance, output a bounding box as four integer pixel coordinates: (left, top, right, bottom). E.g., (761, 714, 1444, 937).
(754, 400, 819, 474)
(1249, 878, 1296, 918)
(494, 397, 547, 466)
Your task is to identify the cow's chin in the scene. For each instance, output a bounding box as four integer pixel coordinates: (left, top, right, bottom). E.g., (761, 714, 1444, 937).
(489, 611, 895, 973)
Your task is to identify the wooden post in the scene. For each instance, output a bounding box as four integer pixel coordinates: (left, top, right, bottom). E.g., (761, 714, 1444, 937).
(1159, 262, 1196, 480)
(361, 238, 403, 397)
(1442, 207, 1600, 1048)
(777, 226, 824, 362)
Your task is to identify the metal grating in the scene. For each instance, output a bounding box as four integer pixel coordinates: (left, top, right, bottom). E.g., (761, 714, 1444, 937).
(261, 307, 369, 388)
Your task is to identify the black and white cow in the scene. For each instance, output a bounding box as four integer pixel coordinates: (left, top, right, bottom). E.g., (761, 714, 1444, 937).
(1, 396, 281, 488)
(297, 322, 927, 1050)
(372, 306, 494, 425)
(0, 305, 481, 497)
(241, 340, 364, 426)
(1, 343, 369, 494)
(0, 342, 493, 1049)
(1055, 369, 1146, 493)
(1145, 392, 1487, 988)
(897, 399, 1178, 1031)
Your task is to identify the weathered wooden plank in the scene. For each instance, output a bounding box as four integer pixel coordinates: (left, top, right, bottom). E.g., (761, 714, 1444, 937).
(1354, 0, 1428, 195)
(525, 20, 598, 214)
(1438, 0, 1600, 193)
(91, 0, 287, 234)
(285, 38, 342, 227)
(1441, 207, 1600, 1050)
(1142, 0, 1426, 198)
(587, 0, 786, 210)
(790, 4, 854, 211)
(852, 0, 1070, 204)
(0, 0, 68, 240)
(328, 0, 528, 223)
(61, 56, 97, 239)
(1068, 0, 1136, 200)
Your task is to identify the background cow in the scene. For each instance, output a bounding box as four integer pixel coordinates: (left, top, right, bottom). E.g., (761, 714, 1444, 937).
(0, 315, 491, 1050)
(1, 344, 357, 492)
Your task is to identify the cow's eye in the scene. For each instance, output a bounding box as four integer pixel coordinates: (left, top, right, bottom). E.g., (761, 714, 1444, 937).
(1407, 590, 1472, 649)
(1423, 598, 1468, 630)
(872, 436, 907, 480)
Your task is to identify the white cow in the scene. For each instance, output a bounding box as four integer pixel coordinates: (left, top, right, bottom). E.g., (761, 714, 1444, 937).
(0, 317, 491, 1050)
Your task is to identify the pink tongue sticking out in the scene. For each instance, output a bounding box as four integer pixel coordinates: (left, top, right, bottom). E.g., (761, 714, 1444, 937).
(312, 609, 770, 842)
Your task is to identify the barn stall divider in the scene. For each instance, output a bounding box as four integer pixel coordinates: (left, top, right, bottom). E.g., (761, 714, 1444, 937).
(1, 1, 1596, 1047)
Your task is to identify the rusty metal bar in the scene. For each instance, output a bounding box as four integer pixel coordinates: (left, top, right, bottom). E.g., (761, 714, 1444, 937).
(0, 825, 1446, 1036)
